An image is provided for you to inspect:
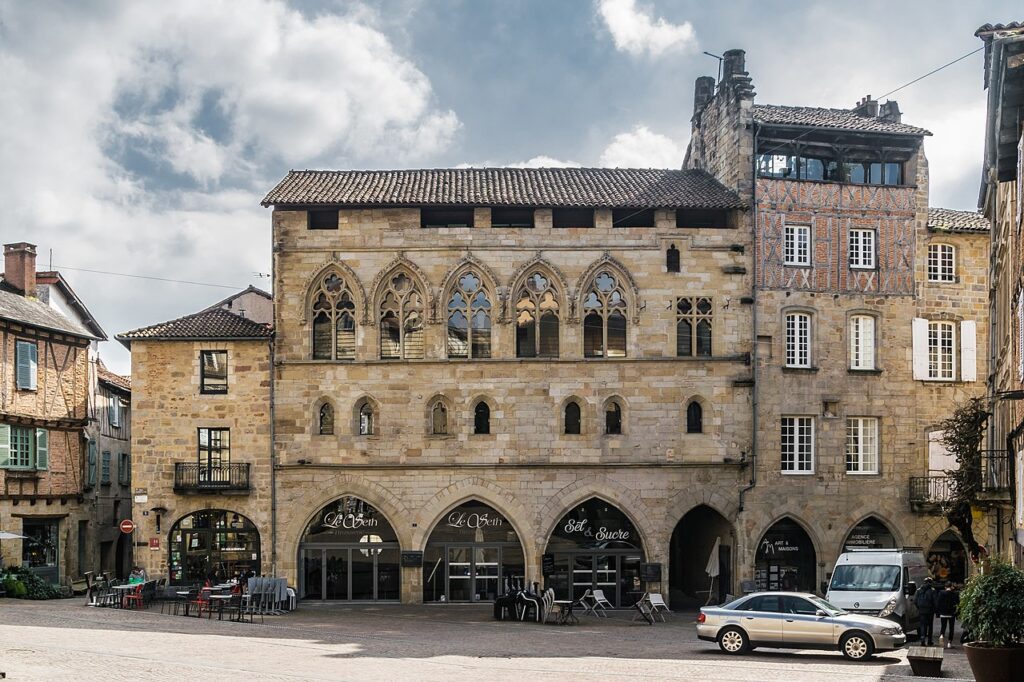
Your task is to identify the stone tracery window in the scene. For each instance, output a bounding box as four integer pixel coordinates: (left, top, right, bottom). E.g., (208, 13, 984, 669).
(516, 272, 560, 358)
(379, 272, 425, 360)
(430, 400, 448, 435)
(582, 271, 627, 358)
(676, 297, 712, 357)
(447, 272, 491, 358)
(311, 273, 356, 360)
(357, 400, 375, 436)
(318, 403, 335, 435)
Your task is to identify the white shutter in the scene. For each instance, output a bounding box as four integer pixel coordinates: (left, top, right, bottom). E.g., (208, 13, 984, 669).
(34, 428, 48, 470)
(961, 320, 977, 382)
(912, 318, 929, 379)
(1018, 297, 1024, 382)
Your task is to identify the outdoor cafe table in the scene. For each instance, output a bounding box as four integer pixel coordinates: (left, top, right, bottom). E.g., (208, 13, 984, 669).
(110, 584, 138, 608)
(208, 594, 234, 620)
(553, 599, 579, 625)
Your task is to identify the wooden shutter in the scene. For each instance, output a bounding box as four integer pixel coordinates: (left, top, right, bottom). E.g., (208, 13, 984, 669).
(109, 397, 120, 427)
(87, 441, 97, 486)
(0, 424, 10, 468)
(961, 320, 977, 382)
(912, 318, 929, 379)
(16, 341, 38, 390)
(34, 428, 48, 470)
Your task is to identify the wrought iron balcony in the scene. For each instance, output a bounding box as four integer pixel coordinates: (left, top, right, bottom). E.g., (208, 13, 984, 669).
(173, 463, 250, 494)
(909, 450, 1012, 510)
(909, 476, 952, 508)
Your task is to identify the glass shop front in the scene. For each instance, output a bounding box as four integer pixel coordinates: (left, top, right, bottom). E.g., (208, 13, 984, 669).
(168, 509, 260, 585)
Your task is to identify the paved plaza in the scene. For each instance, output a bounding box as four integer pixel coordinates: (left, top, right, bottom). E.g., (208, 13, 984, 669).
(0, 599, 975, 681)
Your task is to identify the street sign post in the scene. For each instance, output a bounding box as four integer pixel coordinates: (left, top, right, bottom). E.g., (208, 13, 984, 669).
(119, 519, 136, 534)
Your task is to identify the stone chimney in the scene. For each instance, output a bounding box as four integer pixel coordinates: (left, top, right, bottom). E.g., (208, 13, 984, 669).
(722, 49, 746, 80)
(693, 76, 716, 115)
(878, 100, 902, 123)
(718, 48, 755, 101)
(852, 95, 879, 118)
(3, 242, 38, 296)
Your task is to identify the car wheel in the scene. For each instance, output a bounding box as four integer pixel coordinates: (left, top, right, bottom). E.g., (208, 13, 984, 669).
(840, 631, 875, 661)
(718, 627, 749, 655)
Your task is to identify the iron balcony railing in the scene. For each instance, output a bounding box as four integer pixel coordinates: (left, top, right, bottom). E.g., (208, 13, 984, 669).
(173, 463, 250, 494)
(909, 450, 1012, 507)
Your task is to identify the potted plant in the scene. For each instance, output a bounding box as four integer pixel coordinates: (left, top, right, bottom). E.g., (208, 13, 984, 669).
(958, 558, 1024, 682)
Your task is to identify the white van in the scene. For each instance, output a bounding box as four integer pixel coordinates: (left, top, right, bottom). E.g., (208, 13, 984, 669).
(826, 548, 930, 630)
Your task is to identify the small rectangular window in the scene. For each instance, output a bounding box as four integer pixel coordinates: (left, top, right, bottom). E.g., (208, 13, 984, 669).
(119, 452, 131, 485)
(552, 208, 594, 228)
(783, 225, 811, 266)
(108, 395, 121, 427)
(785, 313, 812, 368)
(781, 416, 814, 473)
(421, 208, 474, 228)
(490, 208, 534, 228)
(849, 229, 876, 269)
(308, 209, 339, 230)
(884, 162, 903, 185)
(200, 351, 228, 394)
(846, 417, 879, 473)
(198, 428, 231, 467)
(676, 209, 729, 228)
(15, 340, 38, 391)
(100, 450, 111, 484)
(927, 244, 956, 282)
(611, 208, 654, 227)
(849, 315, 876, 370)
(2, 425, 34, 469)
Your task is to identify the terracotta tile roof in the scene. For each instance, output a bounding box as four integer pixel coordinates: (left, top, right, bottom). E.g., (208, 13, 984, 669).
(97, 359, 131, 393)
(753, 104, 931, 136)
(261, 168, 746, 210)
(927, 207, 991, 233)
(117, 308, 272, 345)
(0, 281, 96, 338)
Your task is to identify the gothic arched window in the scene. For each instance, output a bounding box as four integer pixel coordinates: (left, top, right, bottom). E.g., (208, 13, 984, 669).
(564, 401, 581, 435)
(431, 401, 448, 435)
(311, 273, 356, 360)
(667, 244, 680, 273)
(515, 272, 560, 358)
(583, 271, 628, 358)
(357, 400, 375, 436)
(318, 403, 335, 435)
(474, 401, 491, 435)
(379, 272, 425, 360)
(447, 272, 492, 358)
(687, 401, 703, 434)
(605, 401, 622, 435)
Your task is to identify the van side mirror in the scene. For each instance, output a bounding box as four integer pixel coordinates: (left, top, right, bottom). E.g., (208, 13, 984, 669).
(904, 582, 917, 596)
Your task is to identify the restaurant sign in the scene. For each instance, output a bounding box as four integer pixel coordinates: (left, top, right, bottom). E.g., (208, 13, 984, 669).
(323, 511, 379, 530)
(562, 518, 630, 542)
(446, 511, 503, 529)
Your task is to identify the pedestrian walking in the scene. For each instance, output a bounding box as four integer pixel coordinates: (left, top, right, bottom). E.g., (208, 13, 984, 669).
(915, 577, 938, 646)
(936, 582, 960, 648)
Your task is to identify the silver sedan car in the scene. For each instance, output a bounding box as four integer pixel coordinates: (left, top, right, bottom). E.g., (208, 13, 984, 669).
(697, 592, 906, 661)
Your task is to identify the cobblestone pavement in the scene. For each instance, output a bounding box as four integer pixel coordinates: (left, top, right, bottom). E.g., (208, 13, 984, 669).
(0, 599, 975, 681)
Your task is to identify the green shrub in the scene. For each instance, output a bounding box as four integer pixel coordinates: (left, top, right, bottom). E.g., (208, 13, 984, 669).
(958, 558, 1024, 647)
(1, 567, 62, 600)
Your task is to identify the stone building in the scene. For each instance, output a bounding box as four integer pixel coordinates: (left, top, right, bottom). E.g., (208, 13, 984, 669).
(0, 243, 98, 585)
(262, 168, 755, 605)
(117, 290, 273, 583)
(686, 49, 994, 594)
(977, 22, 1024, 565)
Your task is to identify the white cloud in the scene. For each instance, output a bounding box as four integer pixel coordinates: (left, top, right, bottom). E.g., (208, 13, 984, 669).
(457, 156, 582, 168)
(596, 0, 697, 58)
(917, 103, 986, 209)
(599, 125, 683, 168)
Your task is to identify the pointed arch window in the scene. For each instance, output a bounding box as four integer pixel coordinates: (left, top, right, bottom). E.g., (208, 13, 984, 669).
(605, 401, 622, 435)
(357, 401, 375, 436)
(318, 403, 335, 436)
(311, 273, 356, 360)
(667, 244, 680, 273)
(583, 271, 628, 358)
(379, 272, 425, 359)
(686, 401, 703, 434)
(564, 401, 581, 435)
(677, 297, 713, 357)
(515, 272, 560, 358)
(430, 400, 448, 435)
(474, 401, 491, 435)
(447, 272, 492, 358)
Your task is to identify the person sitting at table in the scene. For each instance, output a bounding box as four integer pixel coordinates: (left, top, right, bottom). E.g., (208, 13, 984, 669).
(128, 566, 146, 584)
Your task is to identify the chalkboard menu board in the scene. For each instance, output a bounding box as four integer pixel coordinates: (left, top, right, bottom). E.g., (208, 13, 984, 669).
(401, 551, 423, 567)
(542, 553, 555, 575)
(640, 562, 661, 582)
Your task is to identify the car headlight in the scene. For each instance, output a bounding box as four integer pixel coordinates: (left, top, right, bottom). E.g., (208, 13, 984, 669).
(879, 597, 898, 618)
(881, 627, 902, 636)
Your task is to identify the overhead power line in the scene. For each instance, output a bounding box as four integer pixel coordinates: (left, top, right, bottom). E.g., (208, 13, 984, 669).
(52, 264, 245, 290)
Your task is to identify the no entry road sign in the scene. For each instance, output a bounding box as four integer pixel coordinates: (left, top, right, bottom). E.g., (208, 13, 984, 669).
(119, 519, 136, 534)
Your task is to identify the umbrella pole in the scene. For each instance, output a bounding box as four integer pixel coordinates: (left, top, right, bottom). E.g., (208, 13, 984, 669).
(705, 576, 716, 606)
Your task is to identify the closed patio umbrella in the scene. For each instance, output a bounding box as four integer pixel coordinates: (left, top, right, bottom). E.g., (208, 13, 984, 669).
(704, 536, 721, 605)
(0, 531, 27, 540)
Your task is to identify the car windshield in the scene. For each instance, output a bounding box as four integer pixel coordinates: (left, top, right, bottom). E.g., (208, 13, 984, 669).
(808, 595, 848, 615)
(829, 564, 900, 592)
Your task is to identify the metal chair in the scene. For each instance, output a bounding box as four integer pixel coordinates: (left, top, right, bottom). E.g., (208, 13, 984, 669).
(590, 589, 613, 617)
(646, 593, 671, 622)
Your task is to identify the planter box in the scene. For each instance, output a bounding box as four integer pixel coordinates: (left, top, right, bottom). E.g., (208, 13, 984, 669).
(907, 646, 943, 677)
(963, 643, 1024, 682)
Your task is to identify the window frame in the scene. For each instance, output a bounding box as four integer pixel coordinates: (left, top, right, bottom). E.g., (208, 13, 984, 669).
(197, 427, 231, 467)
(785, 312, 812, 368)
(927, 320, 956, 380)
(199, 350, 229, 395)
(676, 297, 713, 357)
(118, 452, 131, 486)
(604, 400, 623, 436)
(686, 401, 704, 434)
(846, 417, 880, 474)
(473, 401, 491, 435)
(100, 450, 112, 485)
(781, 416, 815, 474)
(310, 272, 357, 361)
(515, 271, 561, 358)
(318, 402, 335, 436)
(563, 400, 582, 435)
(307, 209, 339, 230)
(445, 271, 492, 359)
(379, 271, 426, 360)
(357, 401, 375, 436)
(927, 243, 956, 283)
(490, 208, 534, 228)
(848, 229, 876, 269)
(783, 224, 811, 266)
(15, 339, 38, 391)
(581, 271, 629, 359)
(849, 314, 876, 370)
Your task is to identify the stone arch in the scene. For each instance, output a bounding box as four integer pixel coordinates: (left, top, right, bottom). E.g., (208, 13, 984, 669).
(299, 259, 367, 326)
(424, 393, 454, 436)
(468, 394, 497, 435)
(414, 478, 535, 560)
(681, 393, 716, 435)
(839, 509, 907, 550)
(352, 394, 380, 436)
(439, 253, 503, 323)
(311, 396, 337, 436)
(367, 254, 434, 326)
(506, 253, 571, 321)
(166, 508, 264, 581)
(558, 394, 589, 435)
(750, 512, 824, 564)
(668, 503, 737, 606)
(537, 478, 655, 554)
(282, 474, 415, 567)
(601, 394, 628, 435)
(574, 252, 641, 324)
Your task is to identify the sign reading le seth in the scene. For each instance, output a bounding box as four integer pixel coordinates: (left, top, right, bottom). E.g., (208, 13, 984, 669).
(446, 511, 503, 529)
(322, 511, 379, 530)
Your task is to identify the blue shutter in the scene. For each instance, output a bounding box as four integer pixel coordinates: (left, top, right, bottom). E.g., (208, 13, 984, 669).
(0, 424, 10, 467)
(34, 428, 48, 470)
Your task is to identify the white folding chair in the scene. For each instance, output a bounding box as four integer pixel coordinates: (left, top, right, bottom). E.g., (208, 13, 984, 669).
(647, 593, 671, 622)
(577, 589, 597, 617)
(591, 589, 613, 617)
(542, 588, 560, 624)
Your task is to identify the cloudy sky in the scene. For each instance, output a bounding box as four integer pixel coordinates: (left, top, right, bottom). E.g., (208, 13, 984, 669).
(0, 0, 1016, 374)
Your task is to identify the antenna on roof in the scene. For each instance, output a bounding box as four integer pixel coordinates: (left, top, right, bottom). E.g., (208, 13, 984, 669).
(703, 51, 723, 82)
(49, 248, 53, 271)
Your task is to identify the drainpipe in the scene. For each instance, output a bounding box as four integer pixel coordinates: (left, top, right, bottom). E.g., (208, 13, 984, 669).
(269, 231, 278, 577)
(739, 122, 759, 513)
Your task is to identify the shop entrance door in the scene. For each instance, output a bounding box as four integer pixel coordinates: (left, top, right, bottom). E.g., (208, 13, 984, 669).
(300, 546, 399, 601)
(446, 544, 502, 602)
(562, 552, 642, 607)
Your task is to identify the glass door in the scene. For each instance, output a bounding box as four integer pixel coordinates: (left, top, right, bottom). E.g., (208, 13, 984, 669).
(447, 547, 473, 602)
(571, 554, 594, 602)
(351, 547, 375, 600)
(474, 547, 500, 602)
(324, 549, 349, 600)
(594, 555, 617, 603)
(302, 549, 323, 599)
(377, 548, 400, 600)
